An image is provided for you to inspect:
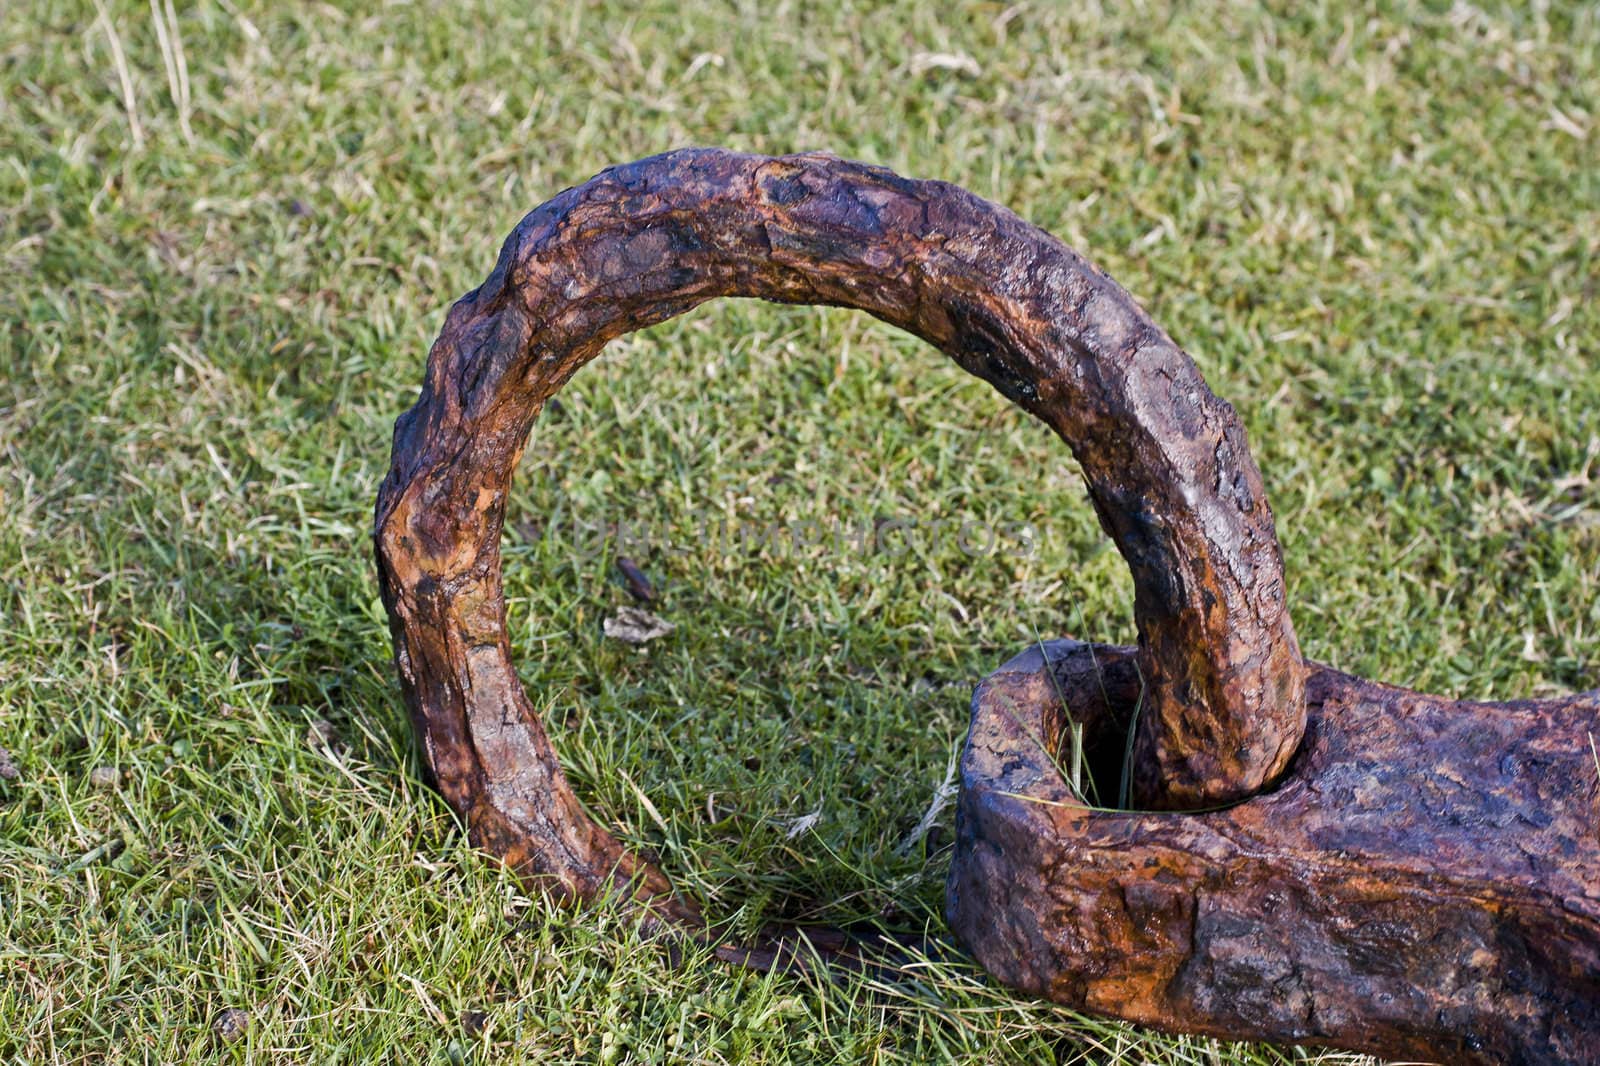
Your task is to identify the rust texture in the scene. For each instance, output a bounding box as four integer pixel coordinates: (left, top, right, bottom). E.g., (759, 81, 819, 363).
(374, 149, 1600, 1060)
(374, 145, 1304, 880)
(949, 639, 1600, 1064)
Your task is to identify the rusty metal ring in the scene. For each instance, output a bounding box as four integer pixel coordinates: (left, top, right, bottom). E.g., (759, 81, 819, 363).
(373, 147, 1303, 935)
(376, 150, 1600, 1061)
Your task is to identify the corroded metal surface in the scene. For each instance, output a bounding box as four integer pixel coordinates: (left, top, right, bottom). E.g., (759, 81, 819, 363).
(374, 144, 1304, 907)
(375, 148, 1599, 1061)
(949, 639, 1600, 1064)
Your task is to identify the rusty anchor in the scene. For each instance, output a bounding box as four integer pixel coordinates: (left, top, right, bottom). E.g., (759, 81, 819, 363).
(374, 148, 1600, 1063)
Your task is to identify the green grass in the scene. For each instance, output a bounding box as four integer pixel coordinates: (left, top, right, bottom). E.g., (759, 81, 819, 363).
(3, 0, 1597, 1061)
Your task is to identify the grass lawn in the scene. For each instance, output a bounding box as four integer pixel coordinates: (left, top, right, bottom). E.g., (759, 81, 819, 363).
(3, 1, 1596, 1062)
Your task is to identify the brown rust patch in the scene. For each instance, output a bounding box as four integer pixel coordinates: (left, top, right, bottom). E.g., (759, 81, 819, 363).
(950, 638, 1600, 1063)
